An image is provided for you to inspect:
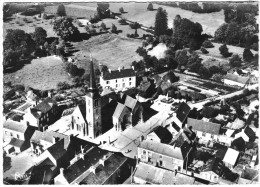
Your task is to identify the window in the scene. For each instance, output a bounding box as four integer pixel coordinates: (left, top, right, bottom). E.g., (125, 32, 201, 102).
(94, 100, 99, 107)
(116, 80, 117, 83)
(17, 134, 20, 139)
(116, 84, 118, 88)
(123, 83, 125, 87)
(122, 79, 124, 82)
(159, 155, 163, 159)
(106, 81, 110, 84)
(129, 82, 131, 86)
(88, 100, 90, 106)
(129, 78, 131, 81)
(143, 150, 146, 155)
(202, 132, 206, 137)
(211, 134, 214, 139)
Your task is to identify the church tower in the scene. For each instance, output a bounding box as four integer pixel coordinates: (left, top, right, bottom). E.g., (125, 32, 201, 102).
(86, 54, 102, 139)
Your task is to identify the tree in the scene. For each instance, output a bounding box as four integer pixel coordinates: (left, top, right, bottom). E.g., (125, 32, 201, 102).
(100, 22, 106, 30)
(187, 53, 203, 73)
(101, 65, 108, 72)
(225, 22, 241, 45)
(201, 106, 218, 118)
(3, 49, 20, 69)
(202, 40, 214, 48)
(175, 49, 189, 70)
(53, 17, 81, 41)
(136, 47, 147, 57)
(219, 44, 232, 57)
(31, 27, 47, 47)
(57, 4, 66, 17)
(229, 54, 242, 68)
(4, 29, 35, 59)
(201, 47, 209, 54)
(147, 3, 153, 11)
(111, 24, 117, 33)
(198, 66, 212, 79)
(243, 48, 254, 62)
(118, 18, 127, 25)
(97, 3, 110, 19)
(209, 65, 220, 75)
(119, 7, 124, 13)
(215, 23, 228, 43)
(154, 7, 168, 36)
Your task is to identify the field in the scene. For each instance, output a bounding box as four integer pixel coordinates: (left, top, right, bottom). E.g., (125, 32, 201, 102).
(70, 33, 143, 70)
(4, 56, 73, 90)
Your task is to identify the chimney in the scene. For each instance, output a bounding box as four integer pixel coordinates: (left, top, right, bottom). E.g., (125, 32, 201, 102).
(108, 69, 111, 73)
(108, 136, 111, 144)
(60, 168, 64, 176)
(52, 137, 58, 143)
(89, 166, 96, 174)
(118, 67, 121, 72)
(131, 66, 135, 71)
(99, 158, 105, 166)
(48, 91, 52, 98)
(80, 145, 84, 153)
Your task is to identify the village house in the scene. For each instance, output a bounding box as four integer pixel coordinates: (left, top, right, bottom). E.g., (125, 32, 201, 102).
(22, 97, 58, 131)
(187, 117, 221, 141)
(3, 119, 35, 153)
(132, 162, 195, 185)
(100, 67, 136, 91)
(137, 139, 193, 172)
(30, 130, 70, 156)
(54, 146, 133, 185)
(222, 148, 240, 169)
(223, 73, 250, 87)
(200, 157, 225, 183)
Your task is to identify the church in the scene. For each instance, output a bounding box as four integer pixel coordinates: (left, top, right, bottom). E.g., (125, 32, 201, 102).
(68, 55, 142, 139)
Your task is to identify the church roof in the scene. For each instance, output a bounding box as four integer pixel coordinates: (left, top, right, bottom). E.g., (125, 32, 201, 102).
(102, 69, 135, 80)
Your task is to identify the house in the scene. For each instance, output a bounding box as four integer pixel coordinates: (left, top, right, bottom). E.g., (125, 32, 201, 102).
(187, 118, 221, 141)
(23, 97, 58, 131)
(132, 162, 195, 185)
(54, 146, 133, 185)
(100, 67, 136, 91)
(234, 126, 256, 142)
(79, 153, 134, 184)
(223, 73, 249, 87)
(200, 157, 225, 183)
(222, 148, 240, 169)
(137, 76, 156, 99)
(26, 90, 38, 105)
(30, 130, 70, 156)
(3, 119, 35, 153)
(246, 111, 259, 134)
(239, 168, 259, 183)
(175, 102, 191, 127)
(137, 139, 192, 172)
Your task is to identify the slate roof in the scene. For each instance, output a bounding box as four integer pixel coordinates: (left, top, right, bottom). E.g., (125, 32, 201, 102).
(102, 69, 135, 80)
(244, 126, 256, 140)
(9, 138, 25, 148)
(124, 95, 138, 111)
(139, 139, 191, 160)
(80, 153, 128, 184)
(201, 157, 224, 176)
(241, 168, 259, 181)
(63, 146, 109, 184)
(30, 130, 70, 149)
(112, 103, 129, 119)
(246, 111, 259, 128)
(47, 138, 67, 161)
(187, 118, 221, 135)
(176, 102, 191, 123)
(32, 97, 57, 117)
(3, 120, 28, 133)
(224, 73, 249, 84)
(133, 162, 195, 185)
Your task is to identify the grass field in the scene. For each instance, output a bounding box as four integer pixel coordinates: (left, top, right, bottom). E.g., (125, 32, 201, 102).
(4, 56, 72, 91)
(71, 33, 143, 70)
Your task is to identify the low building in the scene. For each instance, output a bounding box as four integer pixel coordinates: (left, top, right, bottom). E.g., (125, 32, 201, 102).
(54, 146, 133, 185)
(30, 130, 70, 156)
(23, 97, 58, 131)
(200, 157, 225, 183)
(132, 162, 195, 185)
(222, 148, 240, 169)
(187, 118, 221, 141)
(100, 68, 136, 91)
(3, 119, 35, 153)
(137, 139, 192, 172)
(223, 73, 249, 87)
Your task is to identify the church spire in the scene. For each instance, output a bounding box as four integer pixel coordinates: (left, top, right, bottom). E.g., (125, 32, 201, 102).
(89, 53, 97, 90)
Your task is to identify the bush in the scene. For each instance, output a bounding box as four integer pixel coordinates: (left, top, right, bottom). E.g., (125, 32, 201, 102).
(202, 40, 214, 48)
(119, 7, 124, 13)
(100, 22, 106, 30)
(111, 24, 117, 33)
(229, 54, 242, 68)
(118, 18, 127, 25)
(57, 81, 70, 90)
(129, 22, 140, 29)
(243, 48, 254, 62)
(201, 47, 209, 54)
(147, 3, 153, 11)
(219, 44, 232, 57)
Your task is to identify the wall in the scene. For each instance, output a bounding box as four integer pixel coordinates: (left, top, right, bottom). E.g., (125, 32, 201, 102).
(3, 129, 25, 141)
(100, 76, 136, 90)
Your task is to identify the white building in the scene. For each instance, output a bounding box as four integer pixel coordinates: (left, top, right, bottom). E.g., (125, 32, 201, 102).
(100, 67, 136, 91)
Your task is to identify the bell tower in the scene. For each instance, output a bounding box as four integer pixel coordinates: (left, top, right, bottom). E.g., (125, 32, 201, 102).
(86, 54, 102, 139)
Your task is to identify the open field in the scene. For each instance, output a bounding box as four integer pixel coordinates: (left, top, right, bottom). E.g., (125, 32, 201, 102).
(62, 2, 225, 35)
(3, 13, 57, 37)
(4, 56, 72, 91)
(71, 33, 143, 70)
